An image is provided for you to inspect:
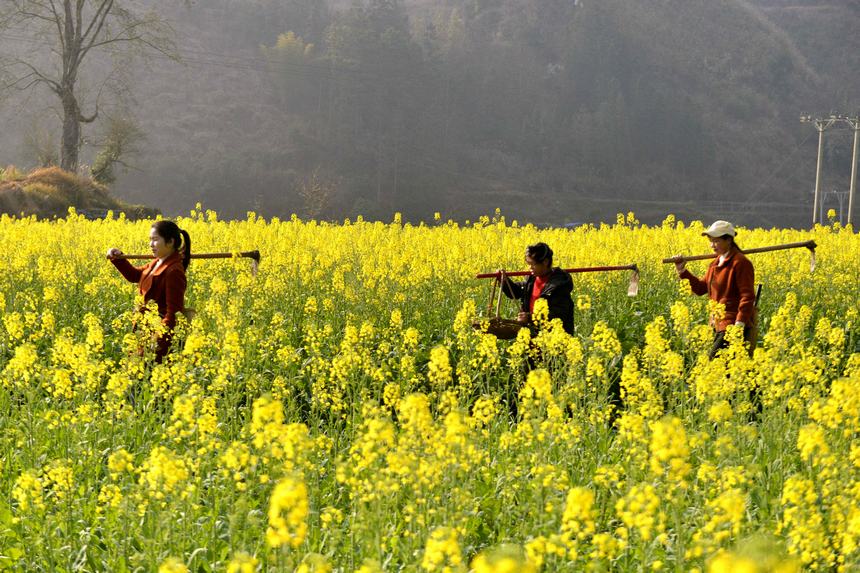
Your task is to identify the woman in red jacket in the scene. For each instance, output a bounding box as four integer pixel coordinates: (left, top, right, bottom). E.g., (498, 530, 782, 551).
(106, 220, 191, 362)
(674, 220, 755, 359)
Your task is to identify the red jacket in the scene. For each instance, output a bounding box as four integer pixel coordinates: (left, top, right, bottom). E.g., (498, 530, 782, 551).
(111, 251, 186, 359)
(680, 250, 755, 331)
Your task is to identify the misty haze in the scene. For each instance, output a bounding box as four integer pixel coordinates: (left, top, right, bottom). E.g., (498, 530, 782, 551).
(2, 0, 859, 227)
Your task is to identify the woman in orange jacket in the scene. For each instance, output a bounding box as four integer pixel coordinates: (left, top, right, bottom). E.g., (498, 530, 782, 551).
(106, 220, 191, 362)
(674, 220, 756, 359)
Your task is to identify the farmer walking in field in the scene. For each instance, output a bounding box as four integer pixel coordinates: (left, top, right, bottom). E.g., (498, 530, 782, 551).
(499, 242, 574, 335)
(673, 220, 756, 359)
(106, 220, 191, 362)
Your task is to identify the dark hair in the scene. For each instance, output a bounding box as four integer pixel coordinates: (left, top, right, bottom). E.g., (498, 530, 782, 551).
(526, 242, 553, 266)
(152, 220, 191, 269)
(722, 234, 743, 253)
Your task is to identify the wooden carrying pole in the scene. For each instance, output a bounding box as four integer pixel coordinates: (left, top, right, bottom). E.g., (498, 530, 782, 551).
(476, 264, 640, 296)
(662, 240, 817, 271)
(112, 250, 261, 274)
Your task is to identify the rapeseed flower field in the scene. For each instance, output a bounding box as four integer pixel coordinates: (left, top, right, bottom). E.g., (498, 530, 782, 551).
(0, 208, 858, 572)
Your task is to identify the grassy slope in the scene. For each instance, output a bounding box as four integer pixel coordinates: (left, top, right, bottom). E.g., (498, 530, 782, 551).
(0, 167, 158, 219)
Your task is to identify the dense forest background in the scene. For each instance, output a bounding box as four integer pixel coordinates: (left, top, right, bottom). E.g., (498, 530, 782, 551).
(1, 0, 858, 226)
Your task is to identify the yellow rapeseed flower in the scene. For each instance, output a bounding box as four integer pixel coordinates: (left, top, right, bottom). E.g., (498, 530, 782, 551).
(226, 552, 258, 573)
(266, 476, 309, 549)
(421, 526, 465, 572)
(158, 557, 189, 573)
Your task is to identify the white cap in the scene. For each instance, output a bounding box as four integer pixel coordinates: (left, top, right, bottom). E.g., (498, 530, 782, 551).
(702, 220, 736, 238)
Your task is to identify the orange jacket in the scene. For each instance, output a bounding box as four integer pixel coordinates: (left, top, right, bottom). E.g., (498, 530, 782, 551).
(111, 251, 186, 359)
(680, 250, 755, 331)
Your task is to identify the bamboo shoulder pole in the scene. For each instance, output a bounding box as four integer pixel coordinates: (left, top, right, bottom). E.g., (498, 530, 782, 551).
(110, 250, 261, 275)
(476, 264, 640, 296)
(113, 250, 261, 261)
(476, 264, 638, 279)
(661, 241, 816, 264)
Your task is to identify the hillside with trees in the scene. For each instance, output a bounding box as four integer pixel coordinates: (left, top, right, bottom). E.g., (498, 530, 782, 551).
(1, 0, 858, 226)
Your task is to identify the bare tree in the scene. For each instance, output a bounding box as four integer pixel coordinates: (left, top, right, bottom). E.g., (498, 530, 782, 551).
(0, 1, 174, 172)
(297, 166, 337, 219)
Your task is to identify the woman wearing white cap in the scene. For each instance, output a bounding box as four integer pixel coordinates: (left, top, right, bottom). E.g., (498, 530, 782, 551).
(673, 220, 756, 358)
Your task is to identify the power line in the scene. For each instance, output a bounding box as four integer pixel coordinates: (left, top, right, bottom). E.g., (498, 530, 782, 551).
(738, 128, 815, 207)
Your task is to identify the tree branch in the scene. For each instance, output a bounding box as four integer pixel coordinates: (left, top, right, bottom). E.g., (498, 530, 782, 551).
(2, 71, 51, 92)
(14, 9, 57, 25)
(10, 59, 61, 92)
(113, 158, 142, 171)
(63, 0, 74, 75)
(83, 27, 176, 62)
(79, 0, 113, 47)
(77, 0, 84, 23)
(46, 0, 66, 51)
(81, 7, 176, 63)
(82, 33, 142, 52)
(76, 0, 83, 48)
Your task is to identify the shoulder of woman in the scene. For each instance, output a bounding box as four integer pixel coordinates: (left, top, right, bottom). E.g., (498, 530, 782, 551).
(164, 262, 187, 279)
(734, 252, 753, 267)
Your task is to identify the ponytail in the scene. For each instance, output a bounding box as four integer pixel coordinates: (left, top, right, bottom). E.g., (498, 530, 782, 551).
(725, 235, 743, 254)
(178, 229, 191, 269)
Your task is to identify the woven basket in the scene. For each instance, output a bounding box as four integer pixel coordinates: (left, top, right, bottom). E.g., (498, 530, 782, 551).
(473, 317, 524, 340)
(472, 270, 526, 340)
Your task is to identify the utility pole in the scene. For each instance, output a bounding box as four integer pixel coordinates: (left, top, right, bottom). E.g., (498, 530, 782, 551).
(801, 114, 840, 227)
(845, 115, 860, 227)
